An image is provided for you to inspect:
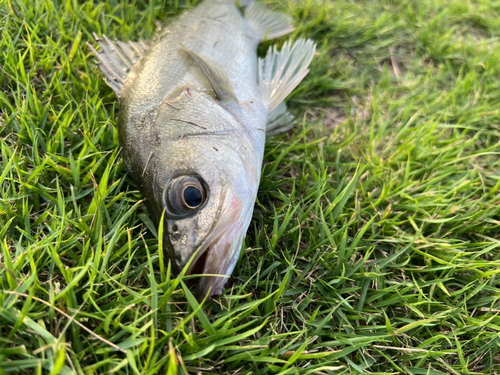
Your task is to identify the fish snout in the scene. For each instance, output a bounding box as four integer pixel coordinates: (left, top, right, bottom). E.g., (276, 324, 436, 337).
(195, 218, 246, 300)
(193, 186, 254, 301)
(163, 185, 248, 300)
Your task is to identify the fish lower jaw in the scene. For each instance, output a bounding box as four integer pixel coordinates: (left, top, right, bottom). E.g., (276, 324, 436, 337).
(186, 247, 209, 277)
(183, 187, 248, 301)
(191, 222, 244, 301)
(192, 231, 234, 301)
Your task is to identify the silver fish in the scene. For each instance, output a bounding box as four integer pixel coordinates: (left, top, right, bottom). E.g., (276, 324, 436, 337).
(90, 0, 315, 299)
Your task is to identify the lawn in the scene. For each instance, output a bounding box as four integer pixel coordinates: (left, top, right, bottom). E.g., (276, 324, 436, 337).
(1, 0, 500, 373)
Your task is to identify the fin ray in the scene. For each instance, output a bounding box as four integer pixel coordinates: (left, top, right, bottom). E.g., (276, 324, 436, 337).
(89, 33, 148, 96)
(258, 38, 316, 113)
(178, 43, 238, 103)
(238, 0, 254, 6)
(245, 3, 295, 41)
(266, 102, 296, 136)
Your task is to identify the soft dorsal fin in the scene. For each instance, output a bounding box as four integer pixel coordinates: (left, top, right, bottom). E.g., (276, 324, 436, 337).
(258, 38, 316, 113)
(178, 43, 238, 103)
(88, 33, 148, 96)
(245, 3, 295, 42)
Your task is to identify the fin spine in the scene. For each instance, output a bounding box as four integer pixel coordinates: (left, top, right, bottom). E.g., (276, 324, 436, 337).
(90, 33, 148, 96)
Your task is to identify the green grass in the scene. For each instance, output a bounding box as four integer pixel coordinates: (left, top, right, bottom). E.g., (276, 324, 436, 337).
(1, 0, 500, 373)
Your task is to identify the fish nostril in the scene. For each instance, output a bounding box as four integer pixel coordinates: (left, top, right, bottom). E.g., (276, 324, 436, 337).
(170, 225, 181, 244)
(170, 232, 181, 243)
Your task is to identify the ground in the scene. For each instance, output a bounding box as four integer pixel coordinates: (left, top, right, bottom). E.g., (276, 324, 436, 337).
(1, 0, 500, 373)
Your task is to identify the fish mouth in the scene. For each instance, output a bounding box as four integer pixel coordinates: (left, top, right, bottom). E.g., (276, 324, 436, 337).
(185, 188, 247, 301)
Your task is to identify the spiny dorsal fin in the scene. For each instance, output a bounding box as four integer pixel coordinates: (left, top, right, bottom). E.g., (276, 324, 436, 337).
(266, 102, 296, 137)
(258, 38, 316, 113)
(88, 33, 148, 96)
(245, 3, 295, 42)
(178, 43, 238, 103)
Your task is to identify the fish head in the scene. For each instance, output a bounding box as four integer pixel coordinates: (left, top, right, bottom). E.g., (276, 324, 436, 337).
(152, 89, 263, 300)
(161, 171, 250, 299)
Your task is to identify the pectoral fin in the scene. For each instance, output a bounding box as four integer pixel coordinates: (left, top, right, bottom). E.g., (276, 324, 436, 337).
(258, 39, 316, 113)
(178, 44, 238, 104)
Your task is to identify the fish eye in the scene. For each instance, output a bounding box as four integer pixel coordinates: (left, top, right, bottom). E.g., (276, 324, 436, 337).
(163, 175, 208, 217)
(182, 185, 203, 208)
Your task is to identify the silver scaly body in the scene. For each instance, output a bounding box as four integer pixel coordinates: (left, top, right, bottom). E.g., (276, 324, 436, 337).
(90, 0, 315, 299)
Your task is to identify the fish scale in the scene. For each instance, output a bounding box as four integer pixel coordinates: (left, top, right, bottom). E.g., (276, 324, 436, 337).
(90, 0, 316, 299)
(126, 1, 256, 107)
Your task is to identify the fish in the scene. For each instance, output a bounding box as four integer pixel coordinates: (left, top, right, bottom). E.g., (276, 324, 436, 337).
(89, 0, 315, 300)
